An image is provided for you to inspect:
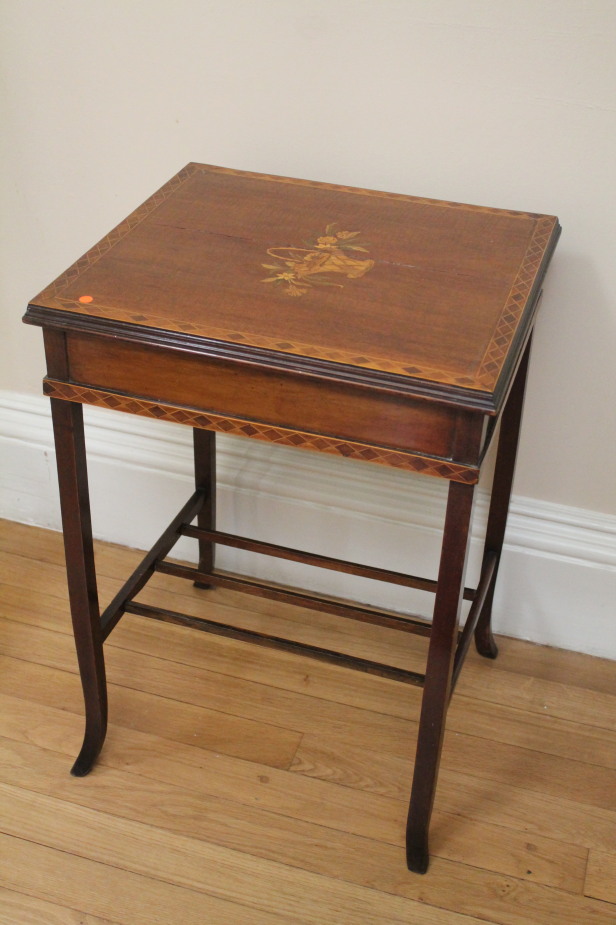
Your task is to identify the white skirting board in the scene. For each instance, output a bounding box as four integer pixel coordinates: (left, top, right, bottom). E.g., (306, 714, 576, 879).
(1, 390, 614, 660)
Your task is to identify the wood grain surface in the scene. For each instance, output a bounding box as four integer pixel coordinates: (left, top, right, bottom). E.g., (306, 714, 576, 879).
(1, 519, 614, 924)
(24, 163, 560, 405)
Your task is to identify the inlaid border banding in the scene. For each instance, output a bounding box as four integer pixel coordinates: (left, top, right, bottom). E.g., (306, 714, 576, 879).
(29, 164, 559, 394)
(43, 378, 479, 484)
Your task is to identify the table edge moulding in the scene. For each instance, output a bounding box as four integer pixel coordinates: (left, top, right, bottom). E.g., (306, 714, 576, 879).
(23, 162, 561, 874)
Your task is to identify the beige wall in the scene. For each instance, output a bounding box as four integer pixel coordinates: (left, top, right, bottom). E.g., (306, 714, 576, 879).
(2, 0, 615, 515)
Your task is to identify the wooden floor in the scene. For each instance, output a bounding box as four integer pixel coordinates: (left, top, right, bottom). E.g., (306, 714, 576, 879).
(0, 518, 615, 924)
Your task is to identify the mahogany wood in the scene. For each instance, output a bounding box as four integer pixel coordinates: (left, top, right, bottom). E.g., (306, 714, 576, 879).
(99, 489, 206, 641)
(44, 328, 107, 777)
(25, 164, 560, 413)
(42, 376, 481, 483)
(4, 521, 614, 922)
(451, 551, 498, 691)
(123, 601, 426, 686)
(181, 525, 476, 600)
(50, 397, 107, 776)
(474, 339, 532, 659)
(193, 429, 216, 589)
(64, 333, 463, 463)
(154, 560, 434, 637)
(406, 481, 476, 873)
(23, 163, 560, 874)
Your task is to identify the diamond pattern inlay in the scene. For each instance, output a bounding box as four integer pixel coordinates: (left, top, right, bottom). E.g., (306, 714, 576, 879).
(42, 379, 478, 484)
(475, 216, 555, 389)
(33, 164, 558, 396)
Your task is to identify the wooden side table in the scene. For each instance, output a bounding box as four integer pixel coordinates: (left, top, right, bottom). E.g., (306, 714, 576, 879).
(23, 163, 560, 873)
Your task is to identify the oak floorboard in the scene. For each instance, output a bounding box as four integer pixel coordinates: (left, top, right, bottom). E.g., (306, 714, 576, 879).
(0, 781, 486, 925)
(1, 543, 613, 741)
(3, 599, 615, 777)
(0, 887, 119, 925)
(3, 618, 615, 831)
(0, 690, 599, 887)
(291, 728, 616, 811)
(2, 532, 613, 736)
(0, 546, 429, 673)
(0, 517, 611, 693)
(2, 616, 615, 812)
(0, 579, 431, 705)
(0, 517, 611, 695)
(1, 520, 615, 924)
(0, 833, 296, 925)
(0, 704, 588, 894)
(0, 644, 301, 770)
(0, 735, 612, 925)
(585, 850, 616, 905)
(4, 681, 614, 872)
(104, 632, 616, 770)
(479, 636, 616, 696)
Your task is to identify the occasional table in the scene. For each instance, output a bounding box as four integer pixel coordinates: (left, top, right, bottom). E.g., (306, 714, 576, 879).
(23, 163, 560, 872)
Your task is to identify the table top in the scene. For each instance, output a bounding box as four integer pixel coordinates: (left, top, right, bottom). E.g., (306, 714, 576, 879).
(25, 163, 560, 413)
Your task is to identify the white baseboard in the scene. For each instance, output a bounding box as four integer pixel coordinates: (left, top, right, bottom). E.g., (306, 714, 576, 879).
(1, 390, 614, 659)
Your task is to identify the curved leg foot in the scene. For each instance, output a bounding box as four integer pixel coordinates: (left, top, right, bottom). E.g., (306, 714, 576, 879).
(406, 829, 429, 874)
(475, 618, 499, 659)
(50, 397, 108, 779)
(70, 656, 108, 777)
(474, 344, 530, 663)
(474, 587, 499, 659)
(71, 753, 97, 777)
(71, 715, 107, 777)
(407, 482, 475, 877)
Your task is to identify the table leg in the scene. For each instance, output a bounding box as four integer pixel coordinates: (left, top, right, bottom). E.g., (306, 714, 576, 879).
(406, 480, 475, 872)
(50, 398, 107, 776)
(193, 428, 216, 588)
(475, 340, 531, 659)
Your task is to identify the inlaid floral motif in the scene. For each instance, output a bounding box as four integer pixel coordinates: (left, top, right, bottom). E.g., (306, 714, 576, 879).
(262, 223, 375, 296)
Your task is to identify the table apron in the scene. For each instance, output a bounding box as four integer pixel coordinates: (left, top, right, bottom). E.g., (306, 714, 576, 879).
(47, 331, 485, 476)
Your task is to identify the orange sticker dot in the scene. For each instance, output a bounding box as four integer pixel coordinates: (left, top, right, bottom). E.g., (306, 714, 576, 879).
(78, 295, 93, 303)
